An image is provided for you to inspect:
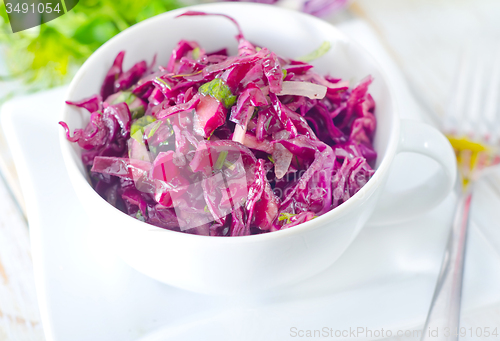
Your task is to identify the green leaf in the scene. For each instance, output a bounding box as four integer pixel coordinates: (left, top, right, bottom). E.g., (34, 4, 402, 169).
(198, 78, 237, 108)
(73, 15, 120, 46)
(0, 0, 183, 89)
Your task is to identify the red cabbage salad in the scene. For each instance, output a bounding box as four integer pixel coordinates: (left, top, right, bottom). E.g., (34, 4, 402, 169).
(60, 11, 376, 236)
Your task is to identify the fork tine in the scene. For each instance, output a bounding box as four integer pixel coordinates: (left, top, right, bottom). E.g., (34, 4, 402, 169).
(444, 45, 500, 183)
(443, 51, 469, 135)
(448, 47, 500, 143)
(421, 46, 500, 341)
(463, 52, 486, 141)
(479, 48, 500, 145)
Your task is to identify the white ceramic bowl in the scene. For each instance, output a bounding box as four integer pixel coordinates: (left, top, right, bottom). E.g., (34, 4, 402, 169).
(60, 3, 456, 295)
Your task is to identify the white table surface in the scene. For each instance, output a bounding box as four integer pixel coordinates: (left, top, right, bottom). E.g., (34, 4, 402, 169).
(1, 1, 500, 340)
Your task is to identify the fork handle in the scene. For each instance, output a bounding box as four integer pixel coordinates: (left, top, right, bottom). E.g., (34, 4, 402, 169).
(420, 190, 472, 341)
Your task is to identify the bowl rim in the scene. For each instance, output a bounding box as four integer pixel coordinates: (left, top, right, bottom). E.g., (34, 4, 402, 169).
(60, 2, 400, 243)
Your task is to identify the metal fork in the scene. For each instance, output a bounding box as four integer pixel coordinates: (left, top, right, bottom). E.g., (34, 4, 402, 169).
(420, 50, 500, 340)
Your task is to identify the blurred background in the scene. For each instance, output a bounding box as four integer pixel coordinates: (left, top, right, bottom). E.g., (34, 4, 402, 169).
(1, 0, 499, 112)
(1, 0, 500, 340)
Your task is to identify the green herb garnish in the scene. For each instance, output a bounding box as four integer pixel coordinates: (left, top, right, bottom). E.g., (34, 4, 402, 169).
(110, 91, 134, 105)
(215, 150, 229, 170)
(131, 106, 145, 120)
(278, 212, 297, 224)
(265, 116, 272, 131)
(251, 108, 259, 120)
(155, 77, 171, 90)
(296, 41, 331, 63)
(110, 91, 145, 119)
(136, 210, 146, 222)
(147, 121, 162, 138)
(192, 47, 201, 60)
(198, 78, 237, 108)
(131, 115, 156, 139)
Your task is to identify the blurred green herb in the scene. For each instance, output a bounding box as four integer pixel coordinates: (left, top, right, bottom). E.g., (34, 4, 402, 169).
(0, 0, 183, 97)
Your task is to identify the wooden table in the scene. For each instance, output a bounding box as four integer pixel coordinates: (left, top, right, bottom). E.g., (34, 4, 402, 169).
(0, 162, 44, 339)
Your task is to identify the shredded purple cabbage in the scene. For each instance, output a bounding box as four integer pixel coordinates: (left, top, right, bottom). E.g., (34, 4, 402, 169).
(61, 12, 376, 236)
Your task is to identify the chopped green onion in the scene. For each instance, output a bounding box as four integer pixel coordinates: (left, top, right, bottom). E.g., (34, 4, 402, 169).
(110, 91, 134, 105)
(171, 70, 203, 78)
(251, 108, 259, 120)
(147, 121, 162, 138)
(131, 130, 144, 144)
(224, 160, 236, 171)
(215, 150, 228, 170)
(265, 116, 272, 130)
(278, 212, 296, 224)
(198, 78, 237, 108)
(296, 41, 331, 63)
(282, 69, 287, 80)
(155, 77, 171, 90)
(131, 115, 156, 137)
(109, 91, 145, 119)
(131, 106, 145, 120)
(136, 210, 146, 222)
(192, 47, 201, 60)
